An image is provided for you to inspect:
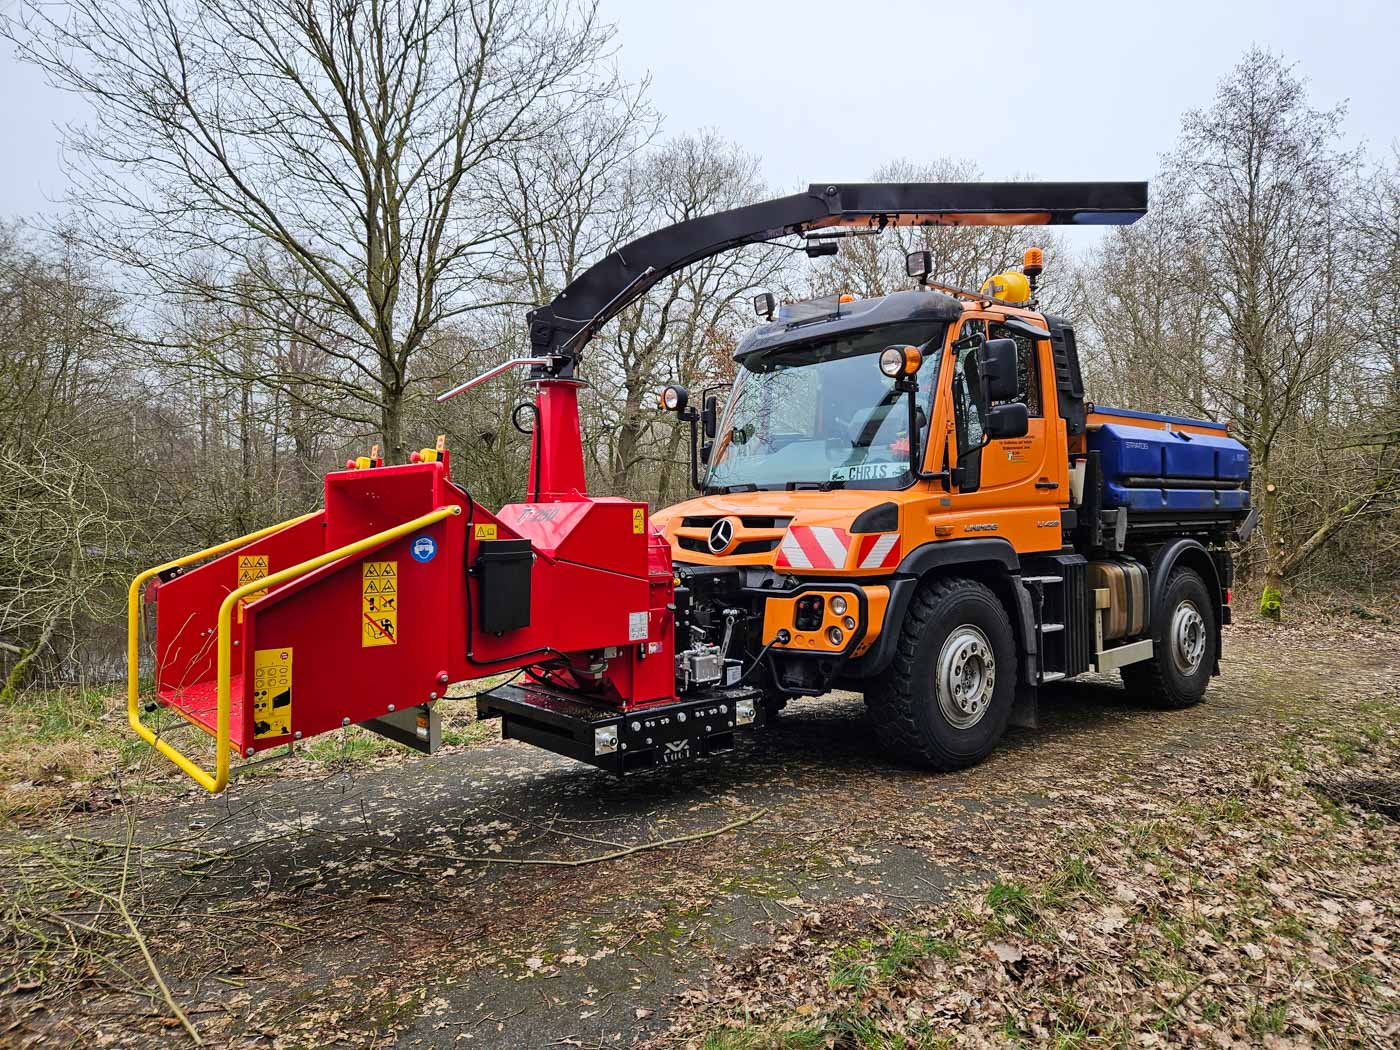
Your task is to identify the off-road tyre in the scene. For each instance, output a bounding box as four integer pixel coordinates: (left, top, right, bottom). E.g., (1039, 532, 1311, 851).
(867, 576, 1017, 770)
(1120, 567, 1216, 708)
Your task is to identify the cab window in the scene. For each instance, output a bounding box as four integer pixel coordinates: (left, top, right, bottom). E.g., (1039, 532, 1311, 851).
(989, 322, 1042, 416)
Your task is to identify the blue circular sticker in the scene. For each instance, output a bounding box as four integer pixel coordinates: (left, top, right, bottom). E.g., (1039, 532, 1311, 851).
(410, 535, 437, 563)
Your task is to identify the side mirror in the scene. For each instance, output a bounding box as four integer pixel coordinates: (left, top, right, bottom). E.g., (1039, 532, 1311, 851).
(985, 402, 1029, 440)
(975, 338, 1019, 403)
(701, 395, 719, 439)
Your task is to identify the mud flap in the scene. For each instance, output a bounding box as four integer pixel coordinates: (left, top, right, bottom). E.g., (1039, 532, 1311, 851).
(1009, 683, 1038, 730)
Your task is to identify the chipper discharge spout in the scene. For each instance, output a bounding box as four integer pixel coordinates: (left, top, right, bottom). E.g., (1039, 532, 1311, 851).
(128, 180, 1152, 792)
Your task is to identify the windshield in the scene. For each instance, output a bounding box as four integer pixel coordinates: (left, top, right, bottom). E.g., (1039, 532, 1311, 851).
(706, 322, 945, 491)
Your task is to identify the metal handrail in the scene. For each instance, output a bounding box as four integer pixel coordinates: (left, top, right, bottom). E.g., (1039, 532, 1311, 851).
(128, 505, 461, 792)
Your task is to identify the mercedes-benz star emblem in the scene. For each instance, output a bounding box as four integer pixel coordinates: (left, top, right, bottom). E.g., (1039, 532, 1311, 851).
(707, 517, 737, 555)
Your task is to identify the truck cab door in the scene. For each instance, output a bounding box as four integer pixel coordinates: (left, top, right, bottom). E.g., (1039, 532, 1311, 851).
(945, 315, 1062, 507)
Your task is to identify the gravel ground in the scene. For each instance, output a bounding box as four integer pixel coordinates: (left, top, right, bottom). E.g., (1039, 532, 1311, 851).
(2, 615, 1397, 1048)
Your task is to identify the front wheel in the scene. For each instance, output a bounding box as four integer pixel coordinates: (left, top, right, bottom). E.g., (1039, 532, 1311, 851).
(1120, 567, 1216, 708)
(867, 577, 1017, 770)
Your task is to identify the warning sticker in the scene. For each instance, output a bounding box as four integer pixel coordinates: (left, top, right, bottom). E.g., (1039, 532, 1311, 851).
(628, 611, 648, 642)
(237, 554, 269, 599)
(361, 560, 398, 647)
(474, 523, 497, 541)
(236, 554, 269, 622)
(632, 508, 645, 534)
(252, 647, 292, 739)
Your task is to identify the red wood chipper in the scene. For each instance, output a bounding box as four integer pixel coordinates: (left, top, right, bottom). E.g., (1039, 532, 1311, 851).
(127, 368, 750, 791)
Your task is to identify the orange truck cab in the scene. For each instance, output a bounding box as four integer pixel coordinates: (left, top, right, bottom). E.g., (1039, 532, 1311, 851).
(654, 263, 1250, 768)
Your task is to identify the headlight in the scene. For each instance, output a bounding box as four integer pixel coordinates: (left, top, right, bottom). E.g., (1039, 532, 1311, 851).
(843, 616, 856, 631)
(829, 595, 848, 615)
(659, 385, 688, 412)
(878, 345, 922, 378)
(826, 626, 844, 646)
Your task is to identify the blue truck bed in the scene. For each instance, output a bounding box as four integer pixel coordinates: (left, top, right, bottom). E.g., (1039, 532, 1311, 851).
(1086, 406, 1250, 515)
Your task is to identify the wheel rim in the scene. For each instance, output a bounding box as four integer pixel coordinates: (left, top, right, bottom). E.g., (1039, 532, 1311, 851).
(935, 625, 996, 729)
(1169, 601, 1206, 676)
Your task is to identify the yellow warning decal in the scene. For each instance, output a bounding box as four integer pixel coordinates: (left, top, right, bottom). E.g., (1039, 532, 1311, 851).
(236, 554, 269, 622)
(474, 523, 497, 541)
(237, 554, 269, 599)
(632, 508, 645, 534)
(361, 560, 398, 647)
(252, 647, 292, 739)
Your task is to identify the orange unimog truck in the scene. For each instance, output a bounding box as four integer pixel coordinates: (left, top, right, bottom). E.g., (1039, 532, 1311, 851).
(651, 244, 1251, 770)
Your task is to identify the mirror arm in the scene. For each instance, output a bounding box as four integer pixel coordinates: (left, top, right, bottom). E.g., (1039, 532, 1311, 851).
(680, 406, 705, 492)
(900, 377, 946, 482)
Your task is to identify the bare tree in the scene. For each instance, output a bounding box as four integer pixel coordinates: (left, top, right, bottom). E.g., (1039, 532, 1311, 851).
(1170, 49, 1360, 618)
(1075, 49, 1398, 615)
(9, 0, 625, 459)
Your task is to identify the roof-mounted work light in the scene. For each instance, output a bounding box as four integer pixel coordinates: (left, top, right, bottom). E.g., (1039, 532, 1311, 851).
(753, 292, 775, 320)
(905, 250, 932, 286)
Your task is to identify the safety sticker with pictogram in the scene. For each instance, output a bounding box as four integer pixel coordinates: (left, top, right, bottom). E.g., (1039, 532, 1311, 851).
(361, 560, 398, 647)
(632, 507, 645, 534)
(237, 554, 269, 598)
(236, 554, 269, 622)
(252, 647, 292, 739)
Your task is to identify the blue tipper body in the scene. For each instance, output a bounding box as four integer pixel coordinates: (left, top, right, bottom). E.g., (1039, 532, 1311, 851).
(1088, 407, 1250, 513)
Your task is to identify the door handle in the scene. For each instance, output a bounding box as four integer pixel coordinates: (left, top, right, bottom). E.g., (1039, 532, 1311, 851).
(1035, 479, 1059, 490)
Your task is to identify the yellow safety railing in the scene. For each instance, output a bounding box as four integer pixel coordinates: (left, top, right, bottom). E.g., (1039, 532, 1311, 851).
(128, 505, 461, 792)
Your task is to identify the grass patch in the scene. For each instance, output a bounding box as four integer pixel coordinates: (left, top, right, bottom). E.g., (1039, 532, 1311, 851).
(0, 685, 151, 822)
(829, 928, 959, 992)
(985, 877, 1038, 932)
(701, 1026, 829, 1050)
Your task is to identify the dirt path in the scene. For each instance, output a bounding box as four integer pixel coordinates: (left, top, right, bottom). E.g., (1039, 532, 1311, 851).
(4, 619, 1398, 1048)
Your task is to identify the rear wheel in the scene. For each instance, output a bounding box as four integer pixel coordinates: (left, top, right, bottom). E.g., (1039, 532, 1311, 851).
(867, 577, 1017, 769)
(1120, 567, 1216, 708)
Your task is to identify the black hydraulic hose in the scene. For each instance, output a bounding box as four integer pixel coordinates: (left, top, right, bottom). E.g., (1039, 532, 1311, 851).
(736, 639, 778, 685)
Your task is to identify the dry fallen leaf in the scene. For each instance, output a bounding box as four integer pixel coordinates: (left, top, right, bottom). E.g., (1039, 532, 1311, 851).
(990, 942, 1023, 964)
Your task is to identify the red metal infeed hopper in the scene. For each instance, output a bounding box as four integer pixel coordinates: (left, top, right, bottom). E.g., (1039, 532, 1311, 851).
(128, 446, 680, 792)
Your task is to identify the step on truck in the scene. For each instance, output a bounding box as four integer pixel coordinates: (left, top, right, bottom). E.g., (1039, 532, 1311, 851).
(126, 181, 1252, 791)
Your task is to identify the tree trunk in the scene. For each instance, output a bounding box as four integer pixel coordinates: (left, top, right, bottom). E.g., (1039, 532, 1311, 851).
(1259, 479, 1283, 621)
(379, 352, 405, 464)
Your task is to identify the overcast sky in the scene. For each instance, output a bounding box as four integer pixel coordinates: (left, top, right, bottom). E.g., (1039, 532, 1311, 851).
(3, 0, 1396, 258)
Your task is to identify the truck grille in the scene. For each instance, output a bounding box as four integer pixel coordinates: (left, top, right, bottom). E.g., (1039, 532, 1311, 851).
(680, 515, 792, 530)
(674, 515, 791, 558)
(677, 536, 781, 555)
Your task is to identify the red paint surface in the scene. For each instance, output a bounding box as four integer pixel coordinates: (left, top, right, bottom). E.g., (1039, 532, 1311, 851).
(150, 452, 678, 750)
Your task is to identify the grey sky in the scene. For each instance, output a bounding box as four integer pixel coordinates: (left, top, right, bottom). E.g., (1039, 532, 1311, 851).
(3, 0, 1397, 259)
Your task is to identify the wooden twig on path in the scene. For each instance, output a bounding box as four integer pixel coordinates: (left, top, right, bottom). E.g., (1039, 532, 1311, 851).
(381, 808, 766, 869)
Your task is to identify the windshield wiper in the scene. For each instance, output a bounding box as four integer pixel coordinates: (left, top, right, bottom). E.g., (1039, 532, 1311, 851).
(786, 479, 846, 491)
(719, 482, 760, 493)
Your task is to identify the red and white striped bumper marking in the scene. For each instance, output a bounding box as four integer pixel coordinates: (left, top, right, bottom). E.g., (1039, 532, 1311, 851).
(776, 525, 851, 569)
(856, 533, 902, 570)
